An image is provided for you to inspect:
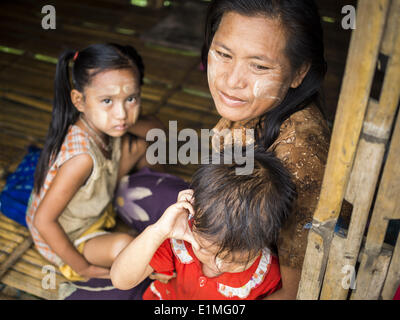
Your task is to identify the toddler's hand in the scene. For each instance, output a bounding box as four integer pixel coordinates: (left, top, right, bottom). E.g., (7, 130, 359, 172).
(177, 189, 194, 204)
(78, 265, 110, 280)
(155, 201, 199, 250)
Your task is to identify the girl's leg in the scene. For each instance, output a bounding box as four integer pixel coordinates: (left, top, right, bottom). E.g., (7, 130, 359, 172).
(82, 233, 134, 267)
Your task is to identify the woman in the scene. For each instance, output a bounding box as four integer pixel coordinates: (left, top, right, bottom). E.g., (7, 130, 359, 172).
(203, 0, 331, 299)
(111, 0, 335, 300)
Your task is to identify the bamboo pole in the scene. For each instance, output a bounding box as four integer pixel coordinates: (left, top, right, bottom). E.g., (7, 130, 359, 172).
(381, 231, 400, 299)
(0, 237, 32, 279)
(319, 0, 400, 299)
(351, 109, 400, 299)
(297, 0, 391, 300)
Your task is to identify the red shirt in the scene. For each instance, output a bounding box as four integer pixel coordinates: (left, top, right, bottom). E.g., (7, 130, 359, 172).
(143, 238, 281, 300)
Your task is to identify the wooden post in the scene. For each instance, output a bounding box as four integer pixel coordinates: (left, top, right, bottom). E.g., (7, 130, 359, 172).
(381, 232, 400, 299)
(0, 237, 33, 280)
(351, 110, 400, 299)
(319, 0, 400, 300)
(297, 0, 391, 299)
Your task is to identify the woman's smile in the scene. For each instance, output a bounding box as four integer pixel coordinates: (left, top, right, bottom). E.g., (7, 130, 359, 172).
(217, 90, 247, 108)
(207, 12, 296, 122)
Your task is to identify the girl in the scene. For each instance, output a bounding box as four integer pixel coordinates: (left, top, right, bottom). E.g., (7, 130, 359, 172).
(26, 43, 162, 281)
(111, 151, 297, 300)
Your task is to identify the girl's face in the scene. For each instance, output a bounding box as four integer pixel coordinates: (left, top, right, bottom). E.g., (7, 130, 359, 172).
(72, 68, 141, 138)
(207, 12, 303, 122)
(191, 232, 259, 278)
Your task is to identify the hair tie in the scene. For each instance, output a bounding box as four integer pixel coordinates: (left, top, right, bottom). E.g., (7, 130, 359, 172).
(73, 51, 79, 61)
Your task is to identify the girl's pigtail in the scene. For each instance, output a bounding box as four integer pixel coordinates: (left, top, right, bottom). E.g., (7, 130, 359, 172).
(34, 50, 79, 194)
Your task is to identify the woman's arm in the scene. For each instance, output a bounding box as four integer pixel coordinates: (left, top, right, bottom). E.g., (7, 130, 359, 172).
(266, 107, 330, 299)
(263, 265, 301, 300)
(34, 154, 109, 279)
(111, 201, 198, 290)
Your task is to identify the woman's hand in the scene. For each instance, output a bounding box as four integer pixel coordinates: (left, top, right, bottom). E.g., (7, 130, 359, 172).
(77, 264, 111, 280)
(154, 201, 199, 250)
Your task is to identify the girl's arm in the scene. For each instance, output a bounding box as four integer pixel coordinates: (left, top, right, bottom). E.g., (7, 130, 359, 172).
(128, 114, 165, 139)
(118, 115, 165, 180)
(117, 135, 148, 181)
(111, 201, 198, 290)
(34, 154, 109, 279)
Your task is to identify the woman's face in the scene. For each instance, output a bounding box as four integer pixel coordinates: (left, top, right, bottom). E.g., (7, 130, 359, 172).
(207, 12, 300, 122)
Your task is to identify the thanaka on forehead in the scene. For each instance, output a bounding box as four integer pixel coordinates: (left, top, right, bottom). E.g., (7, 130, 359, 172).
(87, 75, 139, 95)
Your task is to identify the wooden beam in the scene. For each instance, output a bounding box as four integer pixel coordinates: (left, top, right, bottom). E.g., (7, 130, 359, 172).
(351, 107, 400, 299)
(0, 237, 33, 279)
(320, 0, 400, 298)
(297, 0, 391, 299)
(381, 232, 400, 299)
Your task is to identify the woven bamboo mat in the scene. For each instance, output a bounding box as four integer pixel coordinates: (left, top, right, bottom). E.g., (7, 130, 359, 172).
(0, 0, 352, 299)
(0, 213, 65, 300)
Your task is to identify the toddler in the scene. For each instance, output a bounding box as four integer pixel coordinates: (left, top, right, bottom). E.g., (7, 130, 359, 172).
(111, 151, 296, 299)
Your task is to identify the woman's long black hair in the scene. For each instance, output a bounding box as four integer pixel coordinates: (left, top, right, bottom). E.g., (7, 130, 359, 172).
(202, 0, 327, 149)
(33, 43, 144, 194)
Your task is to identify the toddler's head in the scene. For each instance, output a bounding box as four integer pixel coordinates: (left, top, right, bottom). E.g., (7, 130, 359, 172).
(189, 151, 296, 276)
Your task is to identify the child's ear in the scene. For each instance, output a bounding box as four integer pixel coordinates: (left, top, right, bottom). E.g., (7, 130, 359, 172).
(71, 89, 85, 112)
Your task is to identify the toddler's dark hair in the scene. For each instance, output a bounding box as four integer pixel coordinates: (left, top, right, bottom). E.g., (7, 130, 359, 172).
(190, 150, 296, 262)
(34, 43, 144, 194)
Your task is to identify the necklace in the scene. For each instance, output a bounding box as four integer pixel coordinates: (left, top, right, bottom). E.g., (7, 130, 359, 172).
(80, 115, 112, 153)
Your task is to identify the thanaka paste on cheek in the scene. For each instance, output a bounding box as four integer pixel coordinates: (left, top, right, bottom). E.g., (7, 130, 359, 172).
(96, 111, 109, 129)
(207, 49, 219, 85)
(253, 79, 282, 102)
(131, 103, 140, 124)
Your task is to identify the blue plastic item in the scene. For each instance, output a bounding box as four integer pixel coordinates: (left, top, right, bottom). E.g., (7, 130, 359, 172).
(0, 146, 41, 227)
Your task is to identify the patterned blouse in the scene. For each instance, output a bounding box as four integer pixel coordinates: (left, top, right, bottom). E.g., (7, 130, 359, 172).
(213, 103, 333, 269)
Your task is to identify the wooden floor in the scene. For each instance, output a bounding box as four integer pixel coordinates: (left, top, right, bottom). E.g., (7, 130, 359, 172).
(0, 0, 354, 299)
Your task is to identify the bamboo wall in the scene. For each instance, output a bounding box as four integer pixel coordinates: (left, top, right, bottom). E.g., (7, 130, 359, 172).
(0, 0, 398, 300)
(298, 0, 400, 300)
